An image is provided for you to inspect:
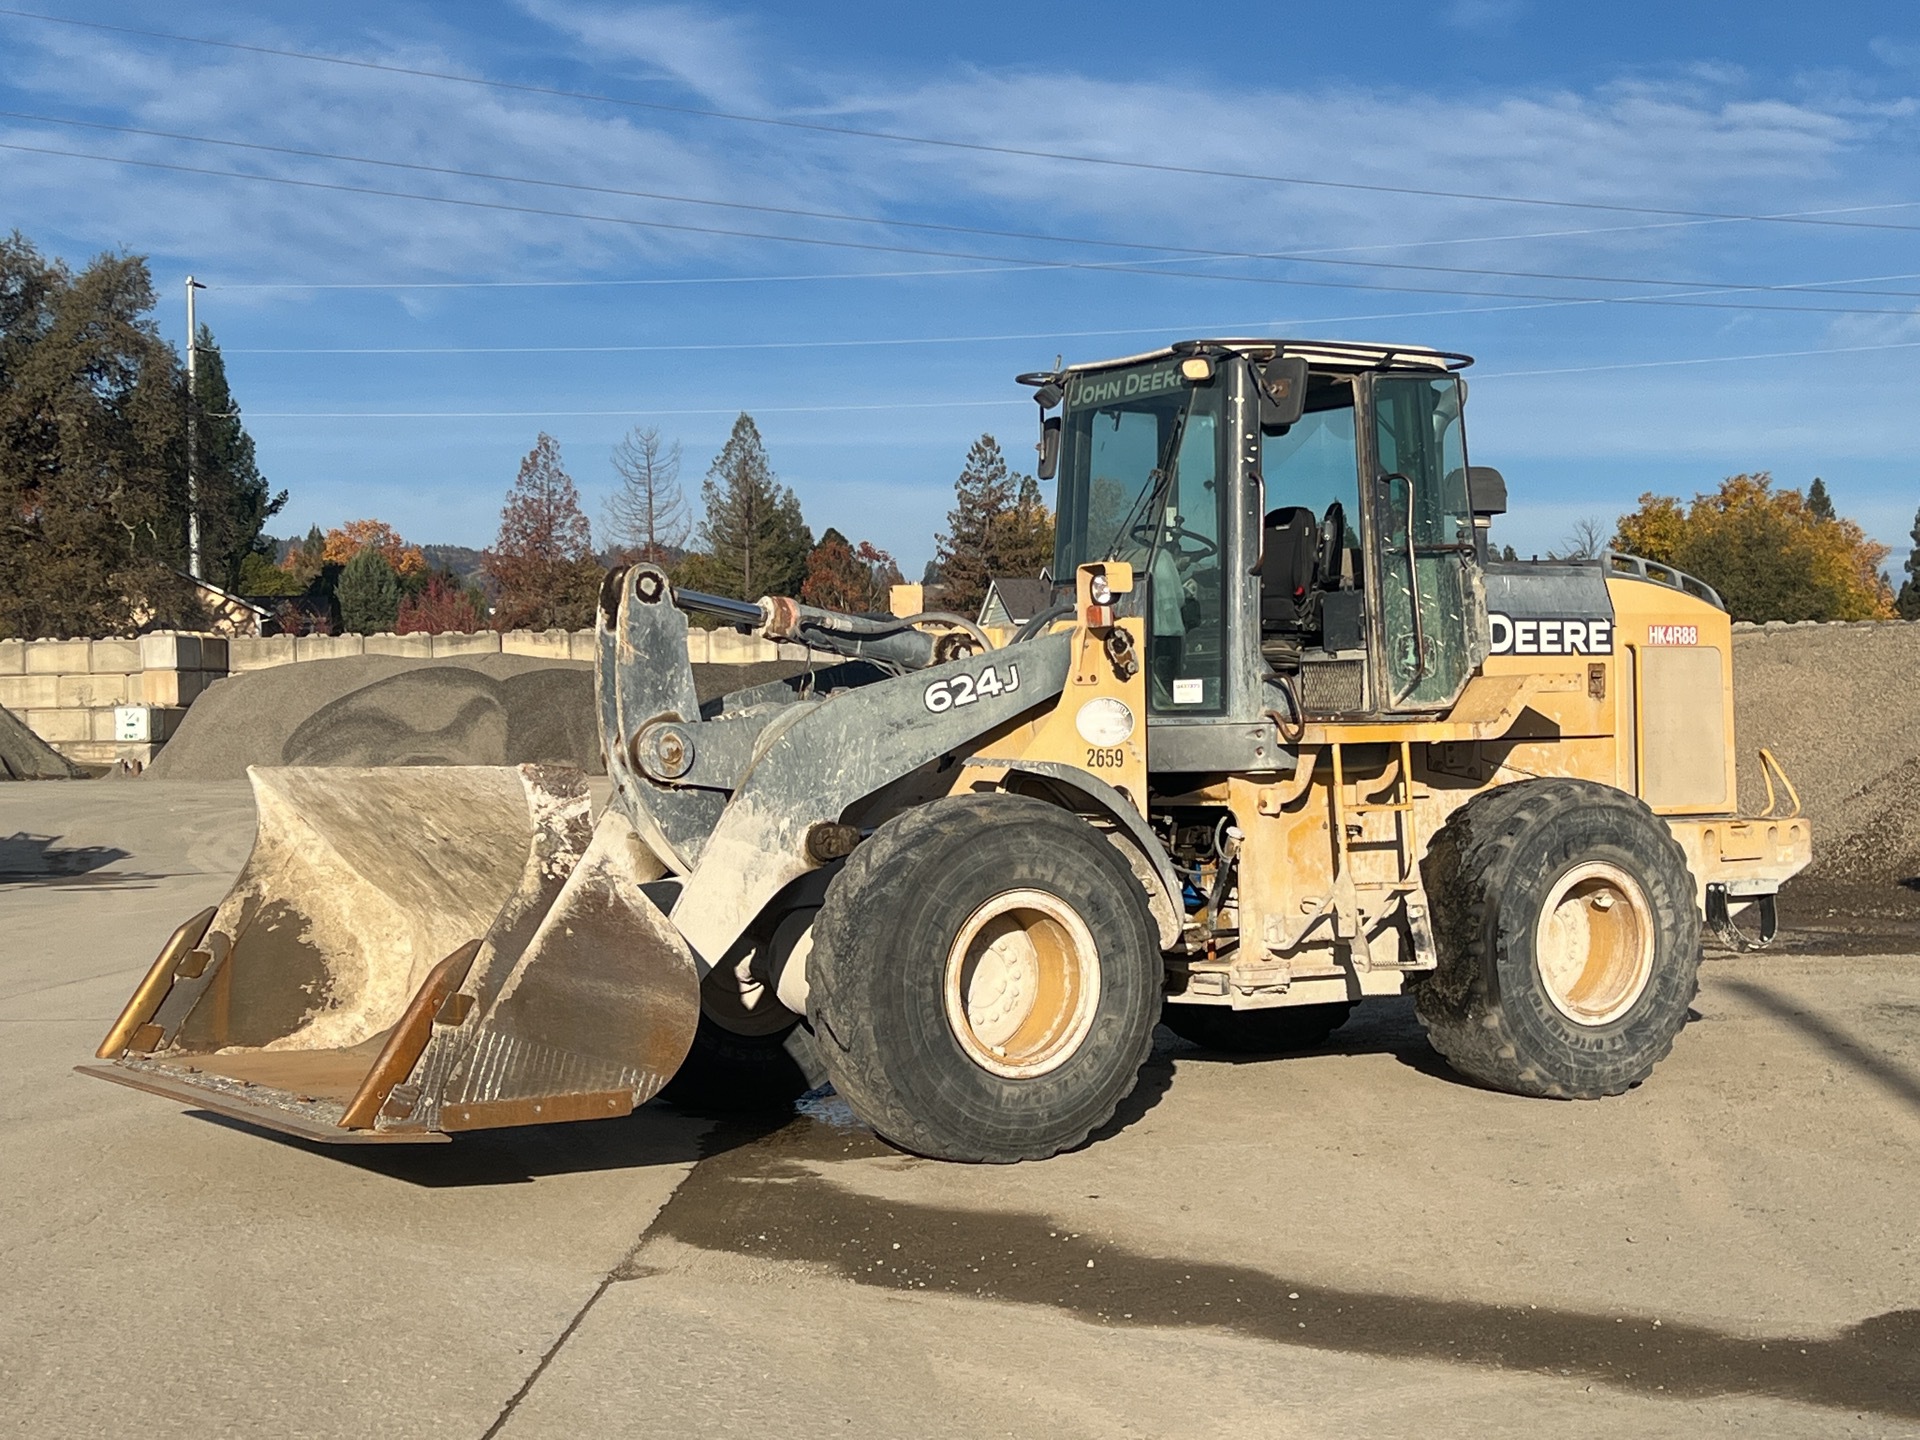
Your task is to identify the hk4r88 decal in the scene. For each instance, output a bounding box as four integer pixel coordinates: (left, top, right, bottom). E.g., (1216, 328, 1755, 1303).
(923, 663, 1021, 713)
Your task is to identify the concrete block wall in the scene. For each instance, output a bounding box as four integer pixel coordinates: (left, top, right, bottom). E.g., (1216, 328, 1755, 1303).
(7, 625, 804, 765)
(0, 633, 217, 765)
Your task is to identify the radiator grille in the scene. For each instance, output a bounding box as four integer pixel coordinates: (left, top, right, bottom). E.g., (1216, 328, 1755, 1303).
(1299, 656, 1366, 715)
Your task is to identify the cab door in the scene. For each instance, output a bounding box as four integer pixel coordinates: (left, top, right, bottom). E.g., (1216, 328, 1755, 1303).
(1365, 373, 1485, 710)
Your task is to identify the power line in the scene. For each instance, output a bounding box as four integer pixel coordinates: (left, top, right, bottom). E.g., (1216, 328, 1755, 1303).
(10, 108, 1920, 301)
(6, 139, 1920, 319)
(5, 5, 1920, 237)
(245, 398, 1030, 419)
(238, 339, 1920, 419)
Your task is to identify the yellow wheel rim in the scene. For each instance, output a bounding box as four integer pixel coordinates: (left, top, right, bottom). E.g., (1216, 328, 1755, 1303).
(943, 889, 1102, 1079)
(1535, 861, 1655, 1026)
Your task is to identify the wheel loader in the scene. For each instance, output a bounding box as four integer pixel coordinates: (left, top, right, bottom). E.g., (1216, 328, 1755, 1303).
(82, 338, 1812, 1162)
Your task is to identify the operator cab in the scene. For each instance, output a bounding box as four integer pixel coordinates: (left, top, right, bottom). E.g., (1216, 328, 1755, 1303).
(1029, 339, 1491, 752)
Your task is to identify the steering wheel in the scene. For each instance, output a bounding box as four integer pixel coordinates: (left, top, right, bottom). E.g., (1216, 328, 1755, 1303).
(1129, 518, 1219, 563)
(1318, 500, 1346, 581)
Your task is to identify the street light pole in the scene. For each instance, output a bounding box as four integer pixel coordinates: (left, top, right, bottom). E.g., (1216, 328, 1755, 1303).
(185, 275, 205, 580)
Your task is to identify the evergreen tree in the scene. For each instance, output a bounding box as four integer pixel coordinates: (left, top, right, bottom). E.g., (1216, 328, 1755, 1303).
(336, 547, 400, 633)
(1807, 477, 1834, 522)
(692, 413, 811, 599)
(934, 434, 1021, 615)
(1898, 504, 1920, 621)
(485, 432, 601, 629)
(188, 324, 285, 590)
(0, 233, 202, 636)
(605, 425, 689, 563)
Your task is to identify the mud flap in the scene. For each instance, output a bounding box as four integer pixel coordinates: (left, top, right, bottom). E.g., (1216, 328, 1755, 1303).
(80, 765, 700, 1143)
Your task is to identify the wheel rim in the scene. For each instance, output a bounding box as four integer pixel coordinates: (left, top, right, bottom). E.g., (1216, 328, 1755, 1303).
(1534, 861, 1655, 1026)
(944, 889, 1102, 1079)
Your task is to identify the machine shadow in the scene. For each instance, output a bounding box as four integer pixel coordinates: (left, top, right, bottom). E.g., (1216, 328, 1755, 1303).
(1157, 995, 1472, 1087)
(1722, 978, 1920, 1116)
(189, 1099, 788, 1188)
(0, 831, 135, 886)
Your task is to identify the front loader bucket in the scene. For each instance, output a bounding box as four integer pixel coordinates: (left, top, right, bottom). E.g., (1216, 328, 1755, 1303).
(78, 765, 700, 1144)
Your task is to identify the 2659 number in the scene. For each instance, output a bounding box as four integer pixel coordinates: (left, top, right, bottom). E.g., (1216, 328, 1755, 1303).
(1085, 746, 1126, 769)
(923, 663, 1021, 713)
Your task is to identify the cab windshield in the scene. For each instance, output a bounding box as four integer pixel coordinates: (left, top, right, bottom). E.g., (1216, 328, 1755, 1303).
(1053, 359, 1227, 713)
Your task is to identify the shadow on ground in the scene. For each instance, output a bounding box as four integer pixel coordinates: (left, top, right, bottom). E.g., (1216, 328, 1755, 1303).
(647, 1111, 1920, 1421)
(0, 832, 143, 887)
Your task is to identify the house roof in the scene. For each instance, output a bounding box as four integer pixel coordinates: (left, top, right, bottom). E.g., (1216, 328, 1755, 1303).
(980, 576, 1056, 625)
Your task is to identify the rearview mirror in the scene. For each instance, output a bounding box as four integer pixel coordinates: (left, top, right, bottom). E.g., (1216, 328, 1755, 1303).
(1259, 355, 1309, 429)
(1037, 416, 1062, 480)
(1467, 465, 1507, 516)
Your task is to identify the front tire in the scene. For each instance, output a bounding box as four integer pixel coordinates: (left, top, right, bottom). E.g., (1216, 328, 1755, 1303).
(1415, 779, 1699, 1099)
(807, 794, 1162, 1162)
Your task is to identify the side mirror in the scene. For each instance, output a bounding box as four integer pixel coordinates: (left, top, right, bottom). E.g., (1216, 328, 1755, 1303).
(1036, 416, 1062, 480)
(1467, 465, 1507, 516)
(1259, 355, 1309, 429)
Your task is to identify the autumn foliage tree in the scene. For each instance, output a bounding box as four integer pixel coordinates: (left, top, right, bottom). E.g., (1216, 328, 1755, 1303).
(485, 432, 601, 630)
(1613, 473, 1894, 622)
(396, 573, 482, 634)
(317, 519, 427, 580)
(800, 528, 902, 613)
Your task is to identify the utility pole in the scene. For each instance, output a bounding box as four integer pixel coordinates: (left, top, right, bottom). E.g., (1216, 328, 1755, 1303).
(185, 275, 205, 580)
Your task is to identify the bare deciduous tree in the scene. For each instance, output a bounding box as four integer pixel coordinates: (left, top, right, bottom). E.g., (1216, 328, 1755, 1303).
(605, 426, 689, 563)
(1552, 516, 1611, 560)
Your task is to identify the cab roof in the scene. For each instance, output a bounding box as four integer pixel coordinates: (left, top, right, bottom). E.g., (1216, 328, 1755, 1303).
(1050, 338, 1473, 378)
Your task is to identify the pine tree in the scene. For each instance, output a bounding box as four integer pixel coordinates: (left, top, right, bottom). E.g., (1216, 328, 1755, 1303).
(188, 324, 285, 590)
(934, 434, 1020, 616)
(485, 433, 602, 629)
(692, 413, 811, 599)
(1807, 477, 1834, 522)
(336, 547, 400, 633)
(1898, 503, 1920, 621)
(605, 425, 689, 563)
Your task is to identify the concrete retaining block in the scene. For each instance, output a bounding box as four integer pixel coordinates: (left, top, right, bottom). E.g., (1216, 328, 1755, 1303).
(56, 672, 141, 708)
(503, 629, 572, 659)
(0, 675, 59, 709)
(567, 630, 598, 662)
(432, 632, 502, 657)
(296, 634, 366, 663)
(364, 633, 433, 657)
(0, 639, 23, 675)
(139, 633, 202, 671)
(229, 634, 294, 670)
(90, 638, 142, 672)
(26, 640, 91, 674)
(25, 708, 90, 743)
(142, 670, 218, 708)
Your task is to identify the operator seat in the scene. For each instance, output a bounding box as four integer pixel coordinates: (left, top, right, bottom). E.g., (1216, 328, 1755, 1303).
(1260, 506, 1322, 633)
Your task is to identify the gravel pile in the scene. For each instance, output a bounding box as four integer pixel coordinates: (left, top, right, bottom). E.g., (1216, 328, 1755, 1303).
(145, 652, 808, 782)
(1733, 624, 1920, 906)
(0, 703, 81, 780)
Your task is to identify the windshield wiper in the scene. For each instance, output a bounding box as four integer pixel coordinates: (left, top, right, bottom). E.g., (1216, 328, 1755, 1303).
(1100, 391, 1196, 565)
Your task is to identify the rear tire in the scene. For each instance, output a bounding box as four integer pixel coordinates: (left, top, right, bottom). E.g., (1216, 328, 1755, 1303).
(1414, 778, 1699, 1099)
(807, 794, 1161, 1162)
(1161, 1001, 1354, 1054)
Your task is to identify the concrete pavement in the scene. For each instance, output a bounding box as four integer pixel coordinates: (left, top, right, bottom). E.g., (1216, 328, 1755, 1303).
(3, 780, 1916, 1437)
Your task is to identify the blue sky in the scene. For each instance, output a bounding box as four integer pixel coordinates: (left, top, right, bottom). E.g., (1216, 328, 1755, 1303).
(3, 1, 1918, 578)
